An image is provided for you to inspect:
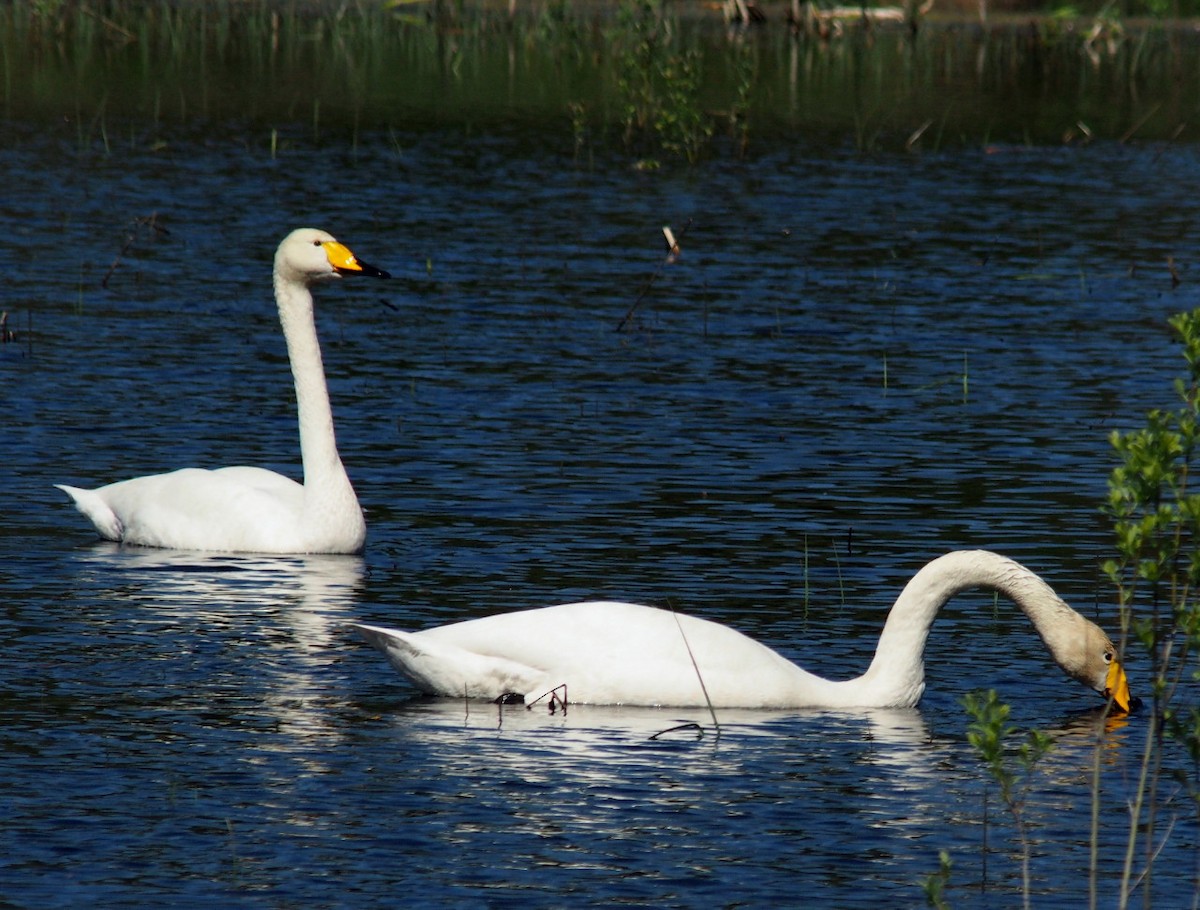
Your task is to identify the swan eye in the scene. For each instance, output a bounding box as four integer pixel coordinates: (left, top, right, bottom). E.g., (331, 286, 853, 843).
(312, 240, 322, 247)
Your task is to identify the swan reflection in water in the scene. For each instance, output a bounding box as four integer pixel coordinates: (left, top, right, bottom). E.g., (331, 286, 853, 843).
(71, 541, 365, 648)
(361, 696, 1136, 860)
(67, 542, 365, 750)
(376, 695, 1132, 755)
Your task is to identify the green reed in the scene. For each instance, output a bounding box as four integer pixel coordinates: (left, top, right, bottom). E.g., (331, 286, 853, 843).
(5, 0, 1200, 157)
(608, 0, 715, 164)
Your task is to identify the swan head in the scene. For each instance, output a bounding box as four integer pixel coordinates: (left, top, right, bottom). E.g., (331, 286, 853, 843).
(1055, 617, 1135, 713)
(275, 228, 391, 286)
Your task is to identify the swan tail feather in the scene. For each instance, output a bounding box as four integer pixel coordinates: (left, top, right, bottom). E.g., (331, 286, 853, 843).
(55, 484, 124, 541)
(353, 623, 544, 700)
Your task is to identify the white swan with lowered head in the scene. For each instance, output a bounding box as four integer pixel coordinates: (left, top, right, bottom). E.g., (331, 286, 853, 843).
(56, 228, 389, 554)
(354, 550, 1134, 711)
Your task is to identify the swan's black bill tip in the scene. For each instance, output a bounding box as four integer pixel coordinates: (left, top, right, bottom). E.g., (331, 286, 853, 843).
(356, 260, 391, 279)
(336, 260, 390, 279)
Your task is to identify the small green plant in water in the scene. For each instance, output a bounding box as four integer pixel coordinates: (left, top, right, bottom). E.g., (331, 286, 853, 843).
(613, 0, 667, 154)
(654, 48, 711, 164)
(568, 101, 588, 160)
(727, 37, 755, 156)
(920, 849, 953, 909)
(962, 688, 1054, 910)
(612, 0, 714, 165)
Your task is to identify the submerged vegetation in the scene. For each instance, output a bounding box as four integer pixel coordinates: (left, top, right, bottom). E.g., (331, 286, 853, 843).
(3, 0, 1200, 159)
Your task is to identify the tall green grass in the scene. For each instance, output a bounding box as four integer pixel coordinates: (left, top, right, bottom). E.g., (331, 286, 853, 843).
(3, 0, 1200, 156)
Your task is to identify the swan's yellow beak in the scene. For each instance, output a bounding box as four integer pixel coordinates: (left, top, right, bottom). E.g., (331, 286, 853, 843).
(1104, 658, 1133, 713)
(322, 241, 391, 279)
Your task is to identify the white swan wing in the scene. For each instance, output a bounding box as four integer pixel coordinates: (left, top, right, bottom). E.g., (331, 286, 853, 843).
(356, 602, 828, 708)
(59, 467, 306, 552)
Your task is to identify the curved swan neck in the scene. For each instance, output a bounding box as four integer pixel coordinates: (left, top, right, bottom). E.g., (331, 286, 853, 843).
(858, 550, 1079, 706)
(273, 271, 348, 492)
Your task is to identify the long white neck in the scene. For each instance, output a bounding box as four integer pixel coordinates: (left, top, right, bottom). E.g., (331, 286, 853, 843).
(834, 550, 1084, 707)
(274, 272, 360, 525)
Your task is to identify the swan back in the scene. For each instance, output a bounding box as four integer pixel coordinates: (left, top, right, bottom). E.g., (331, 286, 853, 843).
(358, 602, 833, 708)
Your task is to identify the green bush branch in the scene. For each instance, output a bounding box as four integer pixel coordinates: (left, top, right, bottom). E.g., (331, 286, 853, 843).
(1101, 307, 1200, 908)
(959, 688, 1054, 909)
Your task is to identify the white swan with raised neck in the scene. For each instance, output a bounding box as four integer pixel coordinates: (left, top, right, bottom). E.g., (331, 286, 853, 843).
(56, 228, 389, 554)
(355, 550, 1133, 711)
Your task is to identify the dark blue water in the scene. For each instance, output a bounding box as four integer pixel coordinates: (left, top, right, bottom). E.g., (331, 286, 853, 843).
(3, 124, 1199, 906)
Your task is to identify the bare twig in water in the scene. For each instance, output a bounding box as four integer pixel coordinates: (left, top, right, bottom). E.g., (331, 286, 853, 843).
(617, 219, 692, 332)
(493, 691, 523, 729)
(526, 684, 568, 715)
(649, 722, 705, 741)
(1119, 102, 1161, 145)
(905, 119, 933, 151)
(81, 4, 136, 43)
(669, 605, 720, 736)
(102, 213, 170, 289)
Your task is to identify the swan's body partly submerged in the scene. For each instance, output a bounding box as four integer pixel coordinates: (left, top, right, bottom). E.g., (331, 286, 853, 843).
(355, 550, 1133, 711)
(57, 228, 389, 554)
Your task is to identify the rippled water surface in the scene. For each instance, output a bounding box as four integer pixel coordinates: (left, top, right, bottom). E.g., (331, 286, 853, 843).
(4, 114, 1200, 906)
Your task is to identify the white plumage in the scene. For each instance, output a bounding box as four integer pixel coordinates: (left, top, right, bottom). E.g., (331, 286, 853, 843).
(356, 551, 1134, 711)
